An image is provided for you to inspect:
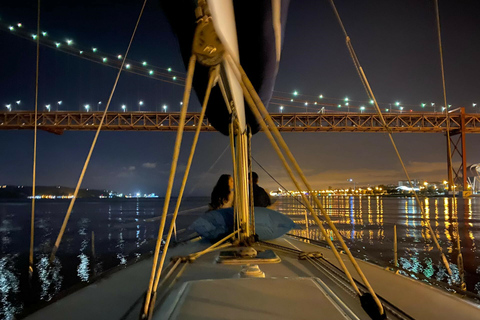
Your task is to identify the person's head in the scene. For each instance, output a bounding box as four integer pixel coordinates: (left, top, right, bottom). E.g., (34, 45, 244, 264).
(251, 172, 259, 185)
(210, 174, 233, 209)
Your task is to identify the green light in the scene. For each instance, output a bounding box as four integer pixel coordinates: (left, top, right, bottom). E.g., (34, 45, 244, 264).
(344, 97, 349, 102)
(386, 109, 389, 112)
(42, 31, 47, 36)
(319, 95, 323, 99)
(142, 61, 147, 66)
(370, 100, 374, 104)
(102, 57, 107, 63)
(290, 99, 293, 102)
(293, 91, 298, 96)
(8, 26, 14, 31)
(92, 47, 97, 52)
(17, 23, 22, 28)
(345, 102, 349, 106)
(395, 101, 400, 106)
(338, 105, 341, 108)
(117, 55, 122, 59)
(421, 103, 426, 107)
(173, 76, 177, 80)
(125, 64, 131, 69)
(32, 34, 37, 40)
(149, 70, 154, 75)
(79, 50, 83, 54)
(167, 67, 172, 72)
(66, 39, 73, 45)
(55, 42, 61, 48)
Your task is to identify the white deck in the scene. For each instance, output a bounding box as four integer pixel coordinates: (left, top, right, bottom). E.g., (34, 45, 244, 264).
(25, 236, 480, 320)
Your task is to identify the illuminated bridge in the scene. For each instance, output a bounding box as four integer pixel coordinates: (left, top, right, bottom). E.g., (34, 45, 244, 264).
(1, 108, 479, 190)
(1, 109, 480, 134)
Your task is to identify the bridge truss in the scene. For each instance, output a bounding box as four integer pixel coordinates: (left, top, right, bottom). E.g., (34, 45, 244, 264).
(2, 109, 479, 190)
(2, 111, 480, 133)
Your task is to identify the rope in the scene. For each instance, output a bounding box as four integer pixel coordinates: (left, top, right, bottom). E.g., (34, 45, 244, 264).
(225, 53, 363, 296)
(435, 0, 465, 289)
(328, 0, 452, 277)
(151, 65, 218, 296)
(247, 129, 255, 234)
(29, 0, 41, 276)
(230, 119, 240, 237)
(189, 230, 239, 260)
(142, 54, 196, 317)
(49, 0, 149, 263)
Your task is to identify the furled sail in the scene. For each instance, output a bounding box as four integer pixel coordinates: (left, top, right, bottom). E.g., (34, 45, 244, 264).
(160, 0, 290, 135)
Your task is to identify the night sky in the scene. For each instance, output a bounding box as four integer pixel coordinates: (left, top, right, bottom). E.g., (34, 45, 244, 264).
(1, 0, 479, 196)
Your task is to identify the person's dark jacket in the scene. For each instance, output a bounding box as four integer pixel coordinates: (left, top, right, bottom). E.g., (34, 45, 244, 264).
(253, 184, 271, 207)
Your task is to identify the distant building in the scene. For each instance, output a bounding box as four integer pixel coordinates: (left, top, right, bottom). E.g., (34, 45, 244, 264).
(398, 179, 419, 187)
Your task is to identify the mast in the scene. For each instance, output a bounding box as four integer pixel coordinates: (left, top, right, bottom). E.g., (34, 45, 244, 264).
(206, 0, 252, 242)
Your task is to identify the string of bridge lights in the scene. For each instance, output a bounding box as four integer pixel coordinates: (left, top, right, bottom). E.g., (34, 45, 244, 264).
(3, 20, 478, 114)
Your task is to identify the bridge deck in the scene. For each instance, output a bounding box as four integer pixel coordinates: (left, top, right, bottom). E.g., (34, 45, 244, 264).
(1, 111, 480, 134)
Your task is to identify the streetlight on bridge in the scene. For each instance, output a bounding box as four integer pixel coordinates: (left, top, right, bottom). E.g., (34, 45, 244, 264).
(122, 104, 126, 112)
(5, 104, 12, 112)
(280, 106, 284, 113)
(163, 105, 167, 113)
(57, 101, 62, 111)
(45, 104, 51, 112)
(138, 100, 144, 111)
(84, 104, 90, 112)
(97, 101, 101, 111)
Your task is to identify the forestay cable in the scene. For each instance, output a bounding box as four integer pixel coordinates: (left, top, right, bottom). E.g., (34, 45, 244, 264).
(225, 52, 385, 317)
(328, 0, 452, 276)
(142, 54, 196, 318)
(152, 65, 219, 297)
(49, 0, 149, 263)
(225, 53, 362, 295)
(29, 0, 41, 276)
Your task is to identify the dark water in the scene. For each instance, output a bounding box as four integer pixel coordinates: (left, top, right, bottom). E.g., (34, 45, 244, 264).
(1, 196, 479, 319)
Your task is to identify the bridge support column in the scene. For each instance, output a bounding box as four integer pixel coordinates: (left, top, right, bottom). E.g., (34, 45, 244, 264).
(446, 107, 467, 191)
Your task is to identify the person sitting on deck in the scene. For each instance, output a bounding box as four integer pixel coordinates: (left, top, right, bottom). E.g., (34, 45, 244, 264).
(208, 174, 234, 211)
(251, 172, 271, 207)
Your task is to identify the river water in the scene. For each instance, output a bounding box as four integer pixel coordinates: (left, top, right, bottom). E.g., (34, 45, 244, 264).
(0, 196, 479, 319)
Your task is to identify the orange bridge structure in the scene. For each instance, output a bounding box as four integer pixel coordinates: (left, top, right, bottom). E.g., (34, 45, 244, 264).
(2, 108, 479, 190)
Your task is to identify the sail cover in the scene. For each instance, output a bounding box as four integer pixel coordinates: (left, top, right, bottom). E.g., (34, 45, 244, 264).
(160, 0, 290, 135)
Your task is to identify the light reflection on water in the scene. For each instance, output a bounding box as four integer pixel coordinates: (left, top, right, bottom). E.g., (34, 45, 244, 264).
(0, 196, 479, 318)
(278, 195, 480, 295)
(0, 198, 207, 319)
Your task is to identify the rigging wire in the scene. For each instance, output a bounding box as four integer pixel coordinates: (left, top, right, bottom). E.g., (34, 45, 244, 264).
(29, 0, 41, 277)
(328, 0, 453, 276)
(142, 53, 196, 318)
(225, 52, 366, 299)
(145, 65, 218, 320)
(186, 143, 230, 196)
(434, 0, 466, 290)
(49, 0, 149, 263)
